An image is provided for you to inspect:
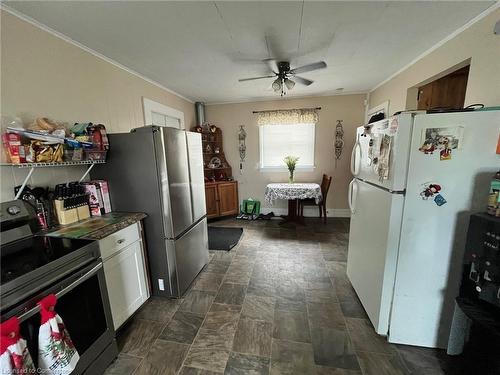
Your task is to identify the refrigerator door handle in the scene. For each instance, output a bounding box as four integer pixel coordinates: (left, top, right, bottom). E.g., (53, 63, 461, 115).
(348, 179, 355, 214)
(351, 135, 361, 176)
(348, 179, 359, 214)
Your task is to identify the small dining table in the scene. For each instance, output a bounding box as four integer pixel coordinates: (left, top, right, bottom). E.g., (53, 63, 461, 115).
(265, 183, 323, 224)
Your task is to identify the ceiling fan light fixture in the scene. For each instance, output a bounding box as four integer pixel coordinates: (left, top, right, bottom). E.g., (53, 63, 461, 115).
(272, 78, 282, 92)
(284, 78, 295, 90)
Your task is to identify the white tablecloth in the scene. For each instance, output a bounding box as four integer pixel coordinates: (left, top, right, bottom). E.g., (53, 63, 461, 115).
(265, 183, 322, 206)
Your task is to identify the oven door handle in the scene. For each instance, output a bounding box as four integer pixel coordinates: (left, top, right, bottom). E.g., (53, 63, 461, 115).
(17, 263, 103, 323)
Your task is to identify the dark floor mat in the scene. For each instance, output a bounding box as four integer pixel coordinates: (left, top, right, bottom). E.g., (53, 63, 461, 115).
(208, 226, 243, 251)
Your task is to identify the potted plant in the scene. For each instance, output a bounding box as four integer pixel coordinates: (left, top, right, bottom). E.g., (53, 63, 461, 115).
(284, 155, 299, 183)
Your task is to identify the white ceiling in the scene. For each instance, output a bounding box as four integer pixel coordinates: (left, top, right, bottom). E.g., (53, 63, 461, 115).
(5, 1, 495, 103)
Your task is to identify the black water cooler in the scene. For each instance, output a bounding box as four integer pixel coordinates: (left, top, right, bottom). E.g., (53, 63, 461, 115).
(453, 213, 500, 374)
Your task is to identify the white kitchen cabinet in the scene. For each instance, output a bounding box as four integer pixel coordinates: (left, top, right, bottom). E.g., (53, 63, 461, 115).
(100, 223, 149, 330)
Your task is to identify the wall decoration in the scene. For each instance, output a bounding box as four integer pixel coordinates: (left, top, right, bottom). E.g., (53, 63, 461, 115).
(419, 126, 464, 155)
(238, 125, 247, 174)
(334, 120, 344, 167)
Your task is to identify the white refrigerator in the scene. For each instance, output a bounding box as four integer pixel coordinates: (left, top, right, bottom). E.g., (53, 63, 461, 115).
(346, 110, 500, 348)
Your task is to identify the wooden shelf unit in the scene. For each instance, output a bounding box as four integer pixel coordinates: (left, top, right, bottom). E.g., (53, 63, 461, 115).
(200, 127, 232, 181)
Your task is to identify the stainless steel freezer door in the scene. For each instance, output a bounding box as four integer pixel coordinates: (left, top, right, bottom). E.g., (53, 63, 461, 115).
(168, 218, 209, 296)
(155, 127, 194, 238)
(186, 132, 207, 222)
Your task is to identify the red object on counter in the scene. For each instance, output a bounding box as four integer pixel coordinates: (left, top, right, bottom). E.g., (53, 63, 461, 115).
(496, 133, 500, 154)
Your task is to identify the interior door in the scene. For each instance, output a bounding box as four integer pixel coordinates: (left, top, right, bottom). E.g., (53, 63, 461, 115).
(156, 127, 193, 238)
(217, 182, 239, 216)
(347, 179, 404, 335)
(186, 132, 207, 223)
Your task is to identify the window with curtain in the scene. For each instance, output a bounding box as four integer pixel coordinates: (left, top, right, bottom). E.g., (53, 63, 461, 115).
(259, 123, 316, 169)
(257, 108, 319, 170)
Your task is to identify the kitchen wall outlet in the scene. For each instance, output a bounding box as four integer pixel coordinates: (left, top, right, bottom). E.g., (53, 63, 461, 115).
(158, 279, 165, 291)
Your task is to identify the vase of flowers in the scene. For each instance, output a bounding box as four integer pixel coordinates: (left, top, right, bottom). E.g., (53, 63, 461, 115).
(284, 155, 299, 183)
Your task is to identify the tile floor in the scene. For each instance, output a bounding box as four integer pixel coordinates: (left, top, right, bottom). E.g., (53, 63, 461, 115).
(105, 217, 463, 375)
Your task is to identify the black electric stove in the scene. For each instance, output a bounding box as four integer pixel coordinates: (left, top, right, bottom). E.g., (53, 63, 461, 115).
(1, 199, 117, 375)
(1, 235, 99, 311)
(1, 200, 100, 312)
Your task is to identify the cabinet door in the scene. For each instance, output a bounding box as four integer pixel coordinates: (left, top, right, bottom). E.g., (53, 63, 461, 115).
(103, 240, 148, 330)
(205, 184, 220, 218)
(217, 182, 239, 216)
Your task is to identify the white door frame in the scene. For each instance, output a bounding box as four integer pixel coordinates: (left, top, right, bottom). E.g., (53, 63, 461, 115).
(142, 97, 185, 129)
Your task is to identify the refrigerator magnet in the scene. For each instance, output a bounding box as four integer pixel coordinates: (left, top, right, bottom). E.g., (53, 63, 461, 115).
(434, 194, 447, 206)
(420, 183, 441, 200)
(389, 118, 399, 135)
(439, 146, 452, 161)
(419, 126, 464, 155)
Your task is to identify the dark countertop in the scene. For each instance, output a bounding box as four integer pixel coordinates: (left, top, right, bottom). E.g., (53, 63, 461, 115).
(44, 212, 147, 240)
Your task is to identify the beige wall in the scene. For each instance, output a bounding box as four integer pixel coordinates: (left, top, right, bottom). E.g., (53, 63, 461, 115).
(0, 11, 195, 201)
(206, 95, 366, 215)
(369, 9, 500, 114)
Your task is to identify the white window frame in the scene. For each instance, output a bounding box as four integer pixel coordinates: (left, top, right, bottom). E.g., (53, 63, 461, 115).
(142, 97, 185, 129)
(259, 123, 316, 172)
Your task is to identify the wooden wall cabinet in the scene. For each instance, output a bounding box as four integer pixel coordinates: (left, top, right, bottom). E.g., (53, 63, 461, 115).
(205, 181, 239, 218)
(417, 65, 469, 110)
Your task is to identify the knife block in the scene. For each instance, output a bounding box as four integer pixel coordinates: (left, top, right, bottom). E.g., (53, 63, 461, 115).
(54, 199, 78, 225)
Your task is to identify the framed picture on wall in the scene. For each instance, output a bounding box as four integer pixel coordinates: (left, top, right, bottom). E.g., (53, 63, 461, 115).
(366, 100, 389, 124)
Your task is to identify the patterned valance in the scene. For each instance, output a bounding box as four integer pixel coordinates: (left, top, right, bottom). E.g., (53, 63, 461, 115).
(256, 108, 319, 126)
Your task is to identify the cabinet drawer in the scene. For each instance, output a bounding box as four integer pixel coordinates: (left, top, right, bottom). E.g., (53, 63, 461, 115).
(99, 223, 141, 260)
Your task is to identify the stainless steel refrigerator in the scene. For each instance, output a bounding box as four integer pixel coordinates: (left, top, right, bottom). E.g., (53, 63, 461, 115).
(92, 126, 209, 297)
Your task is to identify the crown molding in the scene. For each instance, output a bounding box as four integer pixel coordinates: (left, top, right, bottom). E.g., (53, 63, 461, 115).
(370, 1, 500, 92)
(1, 4, 194, 104)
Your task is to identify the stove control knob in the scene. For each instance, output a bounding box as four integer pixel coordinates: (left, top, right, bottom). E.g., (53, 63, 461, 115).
(7, 205, 21, 215)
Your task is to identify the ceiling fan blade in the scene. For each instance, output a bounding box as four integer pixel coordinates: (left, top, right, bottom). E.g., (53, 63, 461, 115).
(290, 61, 327, 75)
(263, 58, 279, 74)
(293, 76, 314, 86)
(238, 75, 275, 82)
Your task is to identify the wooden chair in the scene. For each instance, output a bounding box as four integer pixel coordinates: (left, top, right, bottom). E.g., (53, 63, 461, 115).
(299, 174, 332, 223)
